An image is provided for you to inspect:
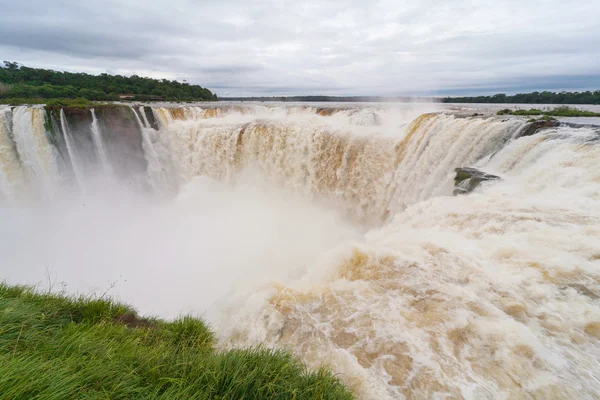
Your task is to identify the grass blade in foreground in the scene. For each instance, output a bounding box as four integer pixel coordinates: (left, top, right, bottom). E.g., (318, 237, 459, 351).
(0, 283, 353, 400)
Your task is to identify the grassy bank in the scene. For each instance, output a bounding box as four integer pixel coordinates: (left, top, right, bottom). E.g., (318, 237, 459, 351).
(0, 283, 353, 400)
(497, 106, 600, 117)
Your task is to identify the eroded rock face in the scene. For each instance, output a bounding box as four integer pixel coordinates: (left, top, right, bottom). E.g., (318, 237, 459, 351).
(93, 105, 147, 179)
(453, 167, 501, 195)
(516, 119, 560, 139)
(143, 106, 159, 130)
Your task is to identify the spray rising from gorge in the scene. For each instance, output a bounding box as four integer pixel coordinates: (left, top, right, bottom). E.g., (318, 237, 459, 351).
(0, 103, 599, 398)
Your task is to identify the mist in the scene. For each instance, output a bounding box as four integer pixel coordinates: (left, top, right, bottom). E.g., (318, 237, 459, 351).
(0, 176, 360, 321)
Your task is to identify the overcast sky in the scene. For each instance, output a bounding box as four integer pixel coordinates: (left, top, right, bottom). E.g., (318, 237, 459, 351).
(1, 0, 599, 96)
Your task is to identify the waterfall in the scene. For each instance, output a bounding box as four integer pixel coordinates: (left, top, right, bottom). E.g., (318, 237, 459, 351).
(90, 108, 111, 174)
(1, 104, 590, 217)
(212, 116, 600, 400)
(157, 112, 526, 222)
(2, 103, 600, 399)
(152, 107, 175, 129)
(131, 106, 167, 190)
(10, 107, 60, 199)
(59, 108, 85, 188)
(139, 106, 152, 128)
(385, 114, 525, 211)
(0, 107, 26, 200)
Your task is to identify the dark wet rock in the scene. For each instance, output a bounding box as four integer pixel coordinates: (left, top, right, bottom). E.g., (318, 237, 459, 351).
(93, 105, 148, 183)
(47, 107, 98, 174)
(133, 105, 159, 130)
(515, 118, 560, 139)
(143, 106, 159, 130)
(113, 312, 155, 328)
(453, 167, 501, 195)
(42, 105, 148, 188)
(316, 107, 336, 116)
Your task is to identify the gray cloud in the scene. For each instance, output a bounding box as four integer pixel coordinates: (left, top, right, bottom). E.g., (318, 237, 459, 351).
(1, 0, 599, 96)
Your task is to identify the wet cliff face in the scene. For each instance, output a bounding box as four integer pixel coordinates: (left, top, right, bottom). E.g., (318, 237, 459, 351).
(92, 105, 147, 184)
(50, 107, 98, 177)
(139, 106, 159, 130)
(0, 104, 159, 200)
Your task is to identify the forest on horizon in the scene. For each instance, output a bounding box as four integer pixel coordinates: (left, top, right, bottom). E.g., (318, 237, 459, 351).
(0, 62, 217, 102)
(222, 91, 600, 104)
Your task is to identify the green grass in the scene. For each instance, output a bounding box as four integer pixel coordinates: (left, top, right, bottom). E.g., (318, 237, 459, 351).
(497, 106, 600, 117)
(0, 283, 353, 400)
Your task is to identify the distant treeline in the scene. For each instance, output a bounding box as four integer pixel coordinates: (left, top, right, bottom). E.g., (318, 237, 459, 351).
(222, 91, 600, 104)
(442, 91, 600, 104)
(220, 96, 430, 102)
(0, 61, 216, 102)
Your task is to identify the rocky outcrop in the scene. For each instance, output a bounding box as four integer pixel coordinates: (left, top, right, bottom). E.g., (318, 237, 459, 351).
(453, 167, 501, 195)
(142, 106, 159, 130)
(515, 118, 560, 139)
(316, 107, 336, 116)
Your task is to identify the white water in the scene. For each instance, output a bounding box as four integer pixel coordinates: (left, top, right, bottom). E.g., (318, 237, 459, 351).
(90, 109, 111, 174)
(0, 107, 26, 200)
(139, 105, 152, 128)
(132, 106, 168, 191)
(9, 107, 60, 200)
(1, 103, 599, 399)
(60, 108, 85, 189)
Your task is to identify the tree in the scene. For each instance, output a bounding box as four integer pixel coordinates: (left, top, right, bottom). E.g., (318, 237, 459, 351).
(3, 61, 19, 70)
(0, 62, 217, 101)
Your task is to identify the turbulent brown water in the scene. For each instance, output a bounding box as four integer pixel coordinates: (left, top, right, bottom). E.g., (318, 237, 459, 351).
(1, 103, 600, 399)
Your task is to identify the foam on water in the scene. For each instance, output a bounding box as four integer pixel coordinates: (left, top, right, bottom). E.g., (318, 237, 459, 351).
(215, 124, 600, 399)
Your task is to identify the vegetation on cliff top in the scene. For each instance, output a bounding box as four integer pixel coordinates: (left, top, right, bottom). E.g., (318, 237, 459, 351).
(0, 61, 217, 102)
(443, 91, 600, 104)
(221, 91, 600, 104)
(0, 98, 131, 114)
(0, 97, 93, 106)
(0, 282, 353, 400)
(496, 106, 600, 117)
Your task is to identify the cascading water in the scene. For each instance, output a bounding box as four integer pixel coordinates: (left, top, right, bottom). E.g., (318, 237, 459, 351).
(9, 106, 60, 200)
(385, 114, 525, 211)
(90, 108, 111, 174)
(60, 108, 85, 188)
(131, 106, 169, 191)
(139, 106, 152, 128)
(0, 107, 26, 200)
(150, 105, 600, 398)
(151, 106, 527, 222)
(1, 102, 599, 399)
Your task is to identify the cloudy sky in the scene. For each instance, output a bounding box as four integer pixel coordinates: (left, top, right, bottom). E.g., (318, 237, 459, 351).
(1, 0, 599, 96)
